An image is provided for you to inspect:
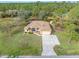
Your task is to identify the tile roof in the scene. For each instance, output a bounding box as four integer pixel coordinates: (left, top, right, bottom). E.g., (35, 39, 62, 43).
(26, 21, 51, 31)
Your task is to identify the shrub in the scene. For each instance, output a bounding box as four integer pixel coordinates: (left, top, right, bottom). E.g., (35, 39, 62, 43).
(28, 32, 33, 34)
(71, 32, 79, 41)
(75, 28, 79, 33)
(54, 45, 67, 55)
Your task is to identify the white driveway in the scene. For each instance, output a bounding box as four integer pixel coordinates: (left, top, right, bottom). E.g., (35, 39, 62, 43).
(41, 34, 60, 56)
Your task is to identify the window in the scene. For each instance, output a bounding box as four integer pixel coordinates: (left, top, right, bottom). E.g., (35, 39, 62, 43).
(32, 28, 36, 32)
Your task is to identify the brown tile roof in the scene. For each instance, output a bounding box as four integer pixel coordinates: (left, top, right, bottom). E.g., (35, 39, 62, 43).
(26, 21, 51, 31)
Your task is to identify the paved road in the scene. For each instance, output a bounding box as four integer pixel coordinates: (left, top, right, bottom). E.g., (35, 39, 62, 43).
(41, 34, 60, 56)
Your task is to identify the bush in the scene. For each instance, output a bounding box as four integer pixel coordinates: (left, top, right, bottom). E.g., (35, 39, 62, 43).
(54, 45, 67, 55)
(75, 28, 79, 33)
(28, 32, 33, 34)
(71, 32, 79, 41)
(8, 49, 21, 58)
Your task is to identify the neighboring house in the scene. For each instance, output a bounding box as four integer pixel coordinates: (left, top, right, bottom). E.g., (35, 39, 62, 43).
(24, 21, 52, 36)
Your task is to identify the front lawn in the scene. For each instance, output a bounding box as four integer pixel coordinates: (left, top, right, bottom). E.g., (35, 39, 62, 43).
(53, 20, 79, 55)
(0, 18, 42, 57)
(0, 31, 42, 57)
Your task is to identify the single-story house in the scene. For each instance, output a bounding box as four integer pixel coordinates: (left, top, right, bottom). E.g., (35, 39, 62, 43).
(24, 21, 52, 36)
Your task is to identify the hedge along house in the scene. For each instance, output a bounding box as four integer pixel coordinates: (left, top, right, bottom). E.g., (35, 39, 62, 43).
(24, 21, 52, 36)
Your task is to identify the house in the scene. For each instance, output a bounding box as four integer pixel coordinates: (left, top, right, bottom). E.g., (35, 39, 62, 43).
(24, 21, 52, 36)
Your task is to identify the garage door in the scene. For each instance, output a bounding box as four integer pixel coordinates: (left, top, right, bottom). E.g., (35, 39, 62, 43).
(41, 31, 51, 35)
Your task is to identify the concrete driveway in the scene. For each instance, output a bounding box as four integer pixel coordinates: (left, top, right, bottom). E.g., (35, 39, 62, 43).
(41, 34, 60, 56)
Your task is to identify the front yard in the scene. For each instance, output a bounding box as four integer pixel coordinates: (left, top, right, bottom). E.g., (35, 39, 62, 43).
(0, 18, 42, 57)
(51, 20, 79, 55)
(0, 31, 42, 57)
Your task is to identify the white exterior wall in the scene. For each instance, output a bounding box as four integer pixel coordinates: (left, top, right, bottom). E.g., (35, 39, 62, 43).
(41, 31, 51, 35)
(24, 27, 28, 32)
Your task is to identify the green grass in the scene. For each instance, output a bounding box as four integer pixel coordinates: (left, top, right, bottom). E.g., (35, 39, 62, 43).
(0, 18, 42, 57)
(53, 20, 79, 55)
(54, 31, 79, 55)
(0, 31, 42, 56)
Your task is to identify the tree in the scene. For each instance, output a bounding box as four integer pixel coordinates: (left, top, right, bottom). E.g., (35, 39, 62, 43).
(18, 10, 32, 21)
